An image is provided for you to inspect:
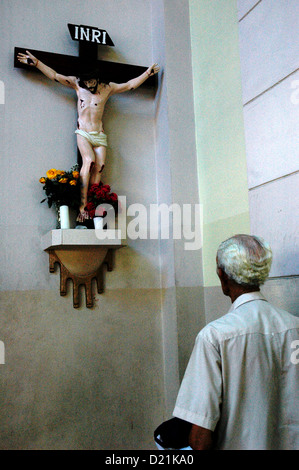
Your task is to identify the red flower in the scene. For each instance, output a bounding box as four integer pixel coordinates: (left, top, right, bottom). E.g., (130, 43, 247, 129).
(86, 182, 118, 218)
(87, 184, 98, 197)
(85, 202, 96, 218)
(102, 184, 111, 193)
(95, 187, 105, 198)
(109, 192, 118, 202)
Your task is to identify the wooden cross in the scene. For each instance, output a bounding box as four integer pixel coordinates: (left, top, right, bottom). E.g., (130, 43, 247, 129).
(14, 24, 156, 168)
(14, 23, 155, 87)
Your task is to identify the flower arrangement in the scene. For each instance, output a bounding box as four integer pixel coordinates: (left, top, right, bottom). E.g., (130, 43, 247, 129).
(85, 182, 118, 219)
(39, 165, 81, 210)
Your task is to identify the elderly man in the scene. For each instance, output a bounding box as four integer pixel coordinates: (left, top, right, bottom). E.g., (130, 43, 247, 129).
(173, 234, 299, 450)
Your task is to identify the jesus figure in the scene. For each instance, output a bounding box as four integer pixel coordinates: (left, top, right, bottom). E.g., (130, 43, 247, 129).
(17, 50, 160, 221)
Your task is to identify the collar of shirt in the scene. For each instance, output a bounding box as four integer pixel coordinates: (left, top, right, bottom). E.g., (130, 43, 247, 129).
(228, 291, 267, 313)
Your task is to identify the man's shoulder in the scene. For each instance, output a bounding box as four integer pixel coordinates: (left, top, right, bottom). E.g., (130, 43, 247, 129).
(198, 295, 299, 346)
(198, 313, 240, 345)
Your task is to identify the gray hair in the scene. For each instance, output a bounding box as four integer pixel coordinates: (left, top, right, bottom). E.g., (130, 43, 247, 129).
(217, 234, 272, 287)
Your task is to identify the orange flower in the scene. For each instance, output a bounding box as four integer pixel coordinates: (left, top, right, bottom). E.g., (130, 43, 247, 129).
(39, 177, 46, 184)
(46, 169, 58, 179)
(56, 170, 65, 176)
(72, 171, 80, 179)
(69, 180, 77, 186)
(59, 178, 68, 183)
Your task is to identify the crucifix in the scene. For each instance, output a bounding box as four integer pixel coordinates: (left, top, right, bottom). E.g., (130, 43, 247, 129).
(14, 23, 159, 222)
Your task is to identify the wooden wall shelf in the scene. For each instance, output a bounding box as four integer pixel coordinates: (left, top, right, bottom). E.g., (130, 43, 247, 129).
(42, 229, 126, 309)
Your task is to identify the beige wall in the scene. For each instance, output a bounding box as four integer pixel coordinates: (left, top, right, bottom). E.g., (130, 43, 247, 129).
(238, 0, 299, 315)
(0, 0, 205, 449)
(0, 289, 164, 449)
(152, 0, 205, 388)
(188, 0, 251, 326)
(189, 0, 251, 290)
(188, 0, 298, 323)
(0, 0, 164, 450)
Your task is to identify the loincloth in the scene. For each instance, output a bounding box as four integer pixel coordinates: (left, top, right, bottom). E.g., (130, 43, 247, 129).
(75, 130, 108, 148)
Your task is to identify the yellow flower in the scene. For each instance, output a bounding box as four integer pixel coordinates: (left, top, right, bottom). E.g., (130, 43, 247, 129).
(39, 177, 46, 184)
(56, 170, 65, 176)
(72, 171, 80, 179)
(59, 178, 68, 183)
(69, 179, 77, 186)
(46, 169, 58, 179)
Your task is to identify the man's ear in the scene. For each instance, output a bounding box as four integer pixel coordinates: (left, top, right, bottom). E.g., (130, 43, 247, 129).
(217, 267, 226, 281)
(217, 267, 230, 296)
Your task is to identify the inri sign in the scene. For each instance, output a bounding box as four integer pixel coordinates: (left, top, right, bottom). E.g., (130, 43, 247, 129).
(68, 24, 115, 46)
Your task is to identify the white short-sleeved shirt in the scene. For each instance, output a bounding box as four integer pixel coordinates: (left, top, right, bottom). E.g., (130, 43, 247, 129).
(173, 292, 299, 450)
